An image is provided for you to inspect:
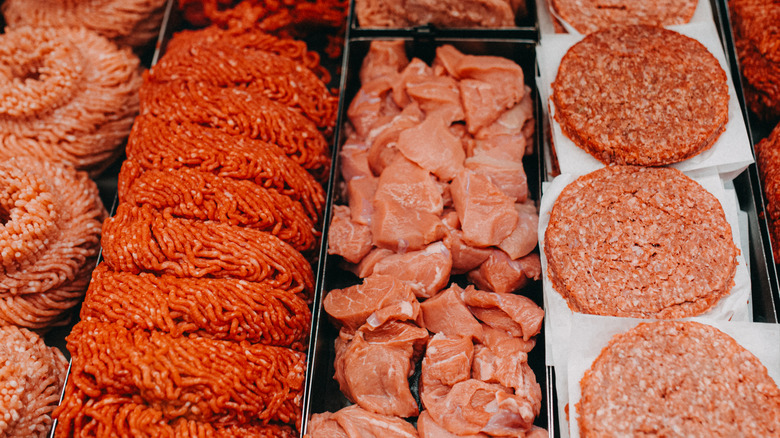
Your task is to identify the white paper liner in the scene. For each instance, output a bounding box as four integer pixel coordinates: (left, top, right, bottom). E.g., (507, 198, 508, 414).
(565, 315, 780, 438)
(539, 0, 715, 36)
(540, 169, 754, 437)
(536, 22, 754, 180)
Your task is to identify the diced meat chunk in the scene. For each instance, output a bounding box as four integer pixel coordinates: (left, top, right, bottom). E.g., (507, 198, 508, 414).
(497, 203, 538, 259)
(348, 248, 394, 278)
(433, 44, 466, 77)
(361, 40, 409, 84)
(450, 50, 525, 98)
(420, 378, 538, 437)
(375, 156, 443, 215)
(420, 284, 483, 340)
(367, 103, 424, 176)
(481, 324, 536, 355)
(334, 322, 429, 417)
(442, 216, 492, 274)
(450, 169, 518, 247)
(461, 285, 543, 341)
(306, 412, 350, 438)
(472, 134, 526, 166)
(465, 149, 528, 201)
(328, 205, 373, 264)
(392, 58, 435, 107)
(348, 175, 379, 225)
(472, 343, 537, 397)
(397, 113, 465, 181)
(446, 230, 492, 274)
(417, 410, 488, 438)
(348, 77, 395, 138)
(341, 136, 373, 182)
(423, 333, 474, 386)
(476, 86, 534, 140)
(434, 45, 525, 134)
(406, 76, 464, 125)
(330, 405, 420, 437)
(373, 242, 452, 298)
(468, 250, 541, 293)
(324, 274, 419, 331)
(372, 198, 445, 252)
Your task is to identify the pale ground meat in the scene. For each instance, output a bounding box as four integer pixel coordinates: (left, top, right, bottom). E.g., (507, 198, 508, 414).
(578, 321, 780, 437)
(0, 326, 68, 438)
(729, 0, 780, 122)
(544, 166, 738, 318)
(551, 25, 729, 166)
(550, 0, 697, 34)
(754, 122, 780, 262)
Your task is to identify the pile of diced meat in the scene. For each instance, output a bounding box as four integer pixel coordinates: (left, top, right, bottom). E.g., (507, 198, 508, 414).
(309, 41, 546, 438)
(328, 40, 540, 297)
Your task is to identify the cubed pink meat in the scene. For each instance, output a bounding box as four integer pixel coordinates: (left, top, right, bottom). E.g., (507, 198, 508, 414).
(348, 175, 379, 225)
(497, 203, 538, 259)
(324, 274, 419, 331)
(465, 150, 528, 201)
(372, 198, 445, 252)
(375, 156, 444, 215)
(406, 75, 464, 125)
(348, 77, 394, 138)
(360, 40, 409, 84)
(328, 205, 373, 264)
(461, 285, 543, 341)
(348, 247, 394, 278)
(331, 405, 420, 437)
(334, 322, 429, 418)
(475, 86, 534, 140)
(373, 242, 452, 298)
(468, 250, 541, 293)
(306, 412, 349, 438)
(367, 103, 424, 175)
(420, 378, 538, 437)
(450, 169, 518, 247)
(417, 410, 488, 438)
(340, 136, 372, 182)
(420, 284, 483, 340)
(422, 333, 474, 386)
(392, 58, 434, 107)
(397, 113, 465, 182)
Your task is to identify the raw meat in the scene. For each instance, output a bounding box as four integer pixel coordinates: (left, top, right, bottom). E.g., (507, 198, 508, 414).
(371, 198, 446, 252)
(423, 333, 474, 386)
(468, 250, 541, 294)
(372, 242, 452, 298)
(306, 405, 419, 438)
(417, 410, 488, 438)
(450, 169, 518, 247)
(334, 321, 429, 417)
(328, 205, 374, 264)
(360, 40, 409, 84)
(396, 112, 466, 181)
(324, 274, 419, 331)
(419, 284, 483, 340)
(348, 175, 378, 225)
(462, 285, 544, 341)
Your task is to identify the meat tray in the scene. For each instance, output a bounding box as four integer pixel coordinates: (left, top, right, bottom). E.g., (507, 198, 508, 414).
(538, 0, 780, 436)
(348, 0, 539, 40)
(301, 35, 547, 434)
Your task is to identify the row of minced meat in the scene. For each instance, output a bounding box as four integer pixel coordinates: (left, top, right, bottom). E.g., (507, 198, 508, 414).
(53, 23, 337, 437)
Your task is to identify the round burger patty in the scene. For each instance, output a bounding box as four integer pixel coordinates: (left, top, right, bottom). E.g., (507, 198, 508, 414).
(550, 0, 697, 34)
(578, 320, 780, 437)
(551, 25, 729, 166)
(544, 165, 738, 318)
